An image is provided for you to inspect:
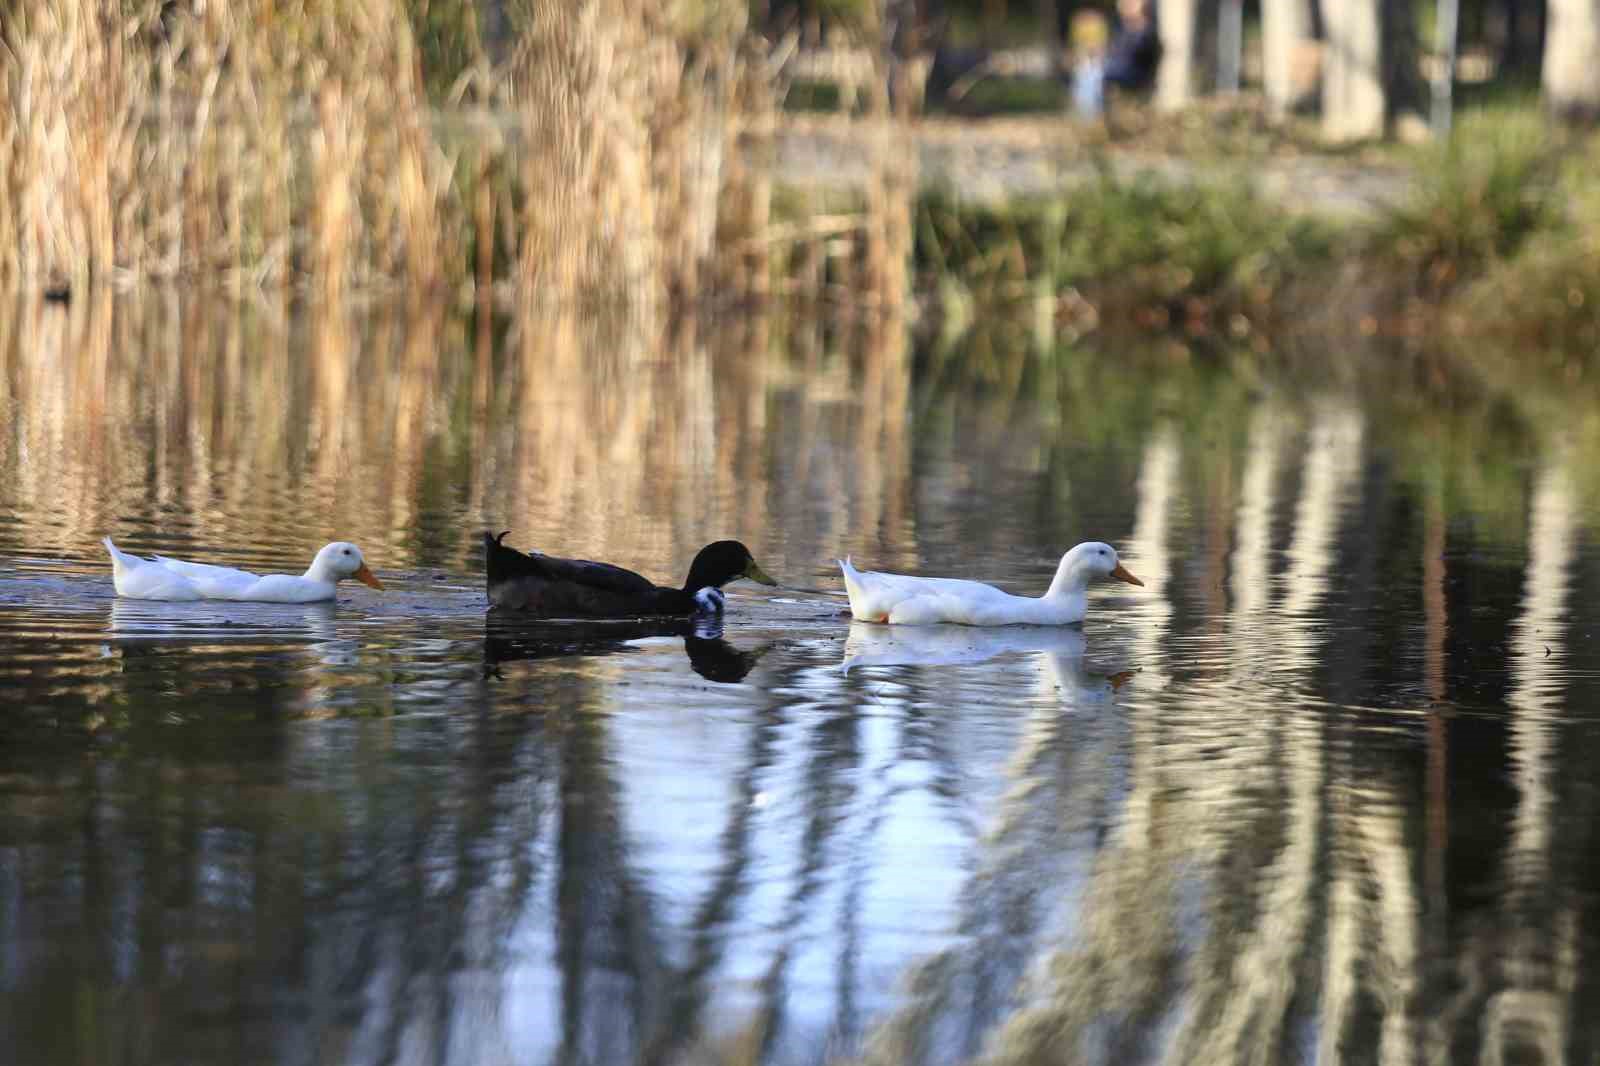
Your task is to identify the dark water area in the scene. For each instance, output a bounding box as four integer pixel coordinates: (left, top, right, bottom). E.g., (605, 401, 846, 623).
(4, 294, 1600, 1065)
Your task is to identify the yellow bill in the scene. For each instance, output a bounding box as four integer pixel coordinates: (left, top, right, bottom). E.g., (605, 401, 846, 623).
(1110, 563, 1144, 587)
(744, 560, 778, 586)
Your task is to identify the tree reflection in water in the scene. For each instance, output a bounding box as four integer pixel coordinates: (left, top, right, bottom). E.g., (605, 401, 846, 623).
(4, 295, 1600, 1064)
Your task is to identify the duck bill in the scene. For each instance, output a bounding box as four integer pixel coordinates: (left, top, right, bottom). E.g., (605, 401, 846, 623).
(744, 560, 778, 586)
(354, 563, 384, 590)
(1110, 563, 1144, 587)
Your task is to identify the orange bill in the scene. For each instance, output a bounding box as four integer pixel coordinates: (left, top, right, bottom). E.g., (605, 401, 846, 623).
(1110, 563, 1144, 587)
(354, 563, 384, 590)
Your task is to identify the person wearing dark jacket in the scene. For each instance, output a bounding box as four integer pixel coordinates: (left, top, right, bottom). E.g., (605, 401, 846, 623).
(1103, 0, 1162, 90)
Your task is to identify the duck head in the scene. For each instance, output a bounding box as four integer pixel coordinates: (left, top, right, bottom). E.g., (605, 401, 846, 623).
(682, 540, 777, 592)
(1086, 542, 1142, 586)
(1048, 541, 1142, 596)
(306, 542, 384, 589)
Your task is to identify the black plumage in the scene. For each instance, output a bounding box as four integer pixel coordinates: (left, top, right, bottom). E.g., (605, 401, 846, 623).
(484, 531, 776, 617)
(483, 616, 772, 683)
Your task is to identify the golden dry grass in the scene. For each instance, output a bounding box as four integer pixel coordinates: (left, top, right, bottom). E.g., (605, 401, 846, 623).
(0, 0, 901, 314)
(0, 0, 462, 293)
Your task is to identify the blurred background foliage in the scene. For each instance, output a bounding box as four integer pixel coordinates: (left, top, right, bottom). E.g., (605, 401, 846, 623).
(2, 0, 1598, 356)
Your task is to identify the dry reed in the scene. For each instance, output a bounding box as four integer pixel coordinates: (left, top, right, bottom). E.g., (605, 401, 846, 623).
(0, 0, 858, 313)
(507, 0, 773, 310)
(1, 1, 445, 292)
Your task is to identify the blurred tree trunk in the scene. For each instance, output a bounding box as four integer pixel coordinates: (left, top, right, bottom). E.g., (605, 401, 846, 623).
(982, 0, 1006, 49)
(1429, 0, 1460, 134)
(1154, 0, 1199, 110)
(869, 0, 930, 117)
(1383, 0, 1427, 134)
(1260, 0, 1312, 121)
(1321, 0, 1384, 140)
(892, 0, 932, 116)
(1493, 0, 1545, 74)
(1544, 0, 1600, 119)
(1038, 0, 1061, 75)
(1217, 0, 1242, 92)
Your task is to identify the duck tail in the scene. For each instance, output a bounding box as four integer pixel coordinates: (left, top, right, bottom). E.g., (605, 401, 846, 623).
(484, 530, 545, 584)
(103, 536, 129, 568)
(103, 537, 146, 589)
(837, 557, 866, 615)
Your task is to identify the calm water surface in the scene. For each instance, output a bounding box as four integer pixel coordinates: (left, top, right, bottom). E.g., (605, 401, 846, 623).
(4, 296, 1600, 1065)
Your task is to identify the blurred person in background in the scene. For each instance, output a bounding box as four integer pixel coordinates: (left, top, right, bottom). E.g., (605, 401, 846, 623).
(1071, 0, 1162, 118)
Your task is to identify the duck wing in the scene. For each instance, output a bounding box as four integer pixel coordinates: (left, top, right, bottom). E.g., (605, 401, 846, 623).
(838, 558, 938, 621)
(486, 532, 672, 615)
(526, 555, 659, 597)
(104, 537, 204, 601)
(152, 555, 265, 599)
(839, 559, 1017, 625)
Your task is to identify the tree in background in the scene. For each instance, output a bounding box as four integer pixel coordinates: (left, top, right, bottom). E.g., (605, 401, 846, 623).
(1261, 0, 1314, 121)
(1318, 0, 1425, 141)
(1319, 2, 1381, 140)
(755, 0, 1600, 138)
(879, 0, 935, 114)
(1153, 0, 1198, 110)
(1543, 0, 1600, 119)
(1491, 0, 1546, 76)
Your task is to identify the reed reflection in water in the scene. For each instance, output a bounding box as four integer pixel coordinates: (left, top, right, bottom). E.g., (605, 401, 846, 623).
(0, 292, 915, 584)
(4, 295, 1600, 1065)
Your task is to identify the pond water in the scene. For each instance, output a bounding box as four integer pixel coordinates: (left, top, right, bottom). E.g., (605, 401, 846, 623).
(4, 294, 1600, 1065)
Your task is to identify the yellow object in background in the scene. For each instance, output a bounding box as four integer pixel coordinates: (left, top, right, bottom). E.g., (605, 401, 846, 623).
(1071, 10, 1110, 56)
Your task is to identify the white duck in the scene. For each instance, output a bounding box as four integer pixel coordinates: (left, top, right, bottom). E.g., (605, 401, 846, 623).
(838, 541, 1142, 626)
(103, 537, 384, 603)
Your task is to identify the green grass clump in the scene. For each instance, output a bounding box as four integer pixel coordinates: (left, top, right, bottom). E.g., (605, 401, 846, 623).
(403, 0, 486, 99)
(784, 79, 846, 113)
(1430, 117, 1600, 346)
(915, 172, 1333, 325)
(1050, 172, 1334, 304)
(1457, 237, 1600, 348)
(1374, 110, 1561, 294)
(948, 77, 1067, 115)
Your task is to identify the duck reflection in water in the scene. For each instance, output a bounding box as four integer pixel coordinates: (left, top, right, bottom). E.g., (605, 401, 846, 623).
(842, 622, 1134, 698)
(484, 612, 772, 684)
(107, 597, 357, 660)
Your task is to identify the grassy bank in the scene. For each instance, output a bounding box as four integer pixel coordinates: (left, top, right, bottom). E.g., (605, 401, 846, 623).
(1354, 109, 1600, 350)
(5, 2, 1600, 349)
(888, 107, 1600, 347)
(905, 174, 1336, 339)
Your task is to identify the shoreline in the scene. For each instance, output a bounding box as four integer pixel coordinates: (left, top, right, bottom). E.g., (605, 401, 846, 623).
(756, 113, 1414, 218)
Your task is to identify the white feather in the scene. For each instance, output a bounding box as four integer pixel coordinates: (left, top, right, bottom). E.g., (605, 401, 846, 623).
(837, 542, 1140, 626)
(103, 537, 204, 601)
(692, 587, 726, 614)
(103, 537, 380, 603)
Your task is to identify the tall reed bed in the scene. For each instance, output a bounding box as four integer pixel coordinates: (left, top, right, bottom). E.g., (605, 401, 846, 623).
(0, 0, 451, 293)
(0, 0, 792, 311)
(506, 0, 768, 309)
